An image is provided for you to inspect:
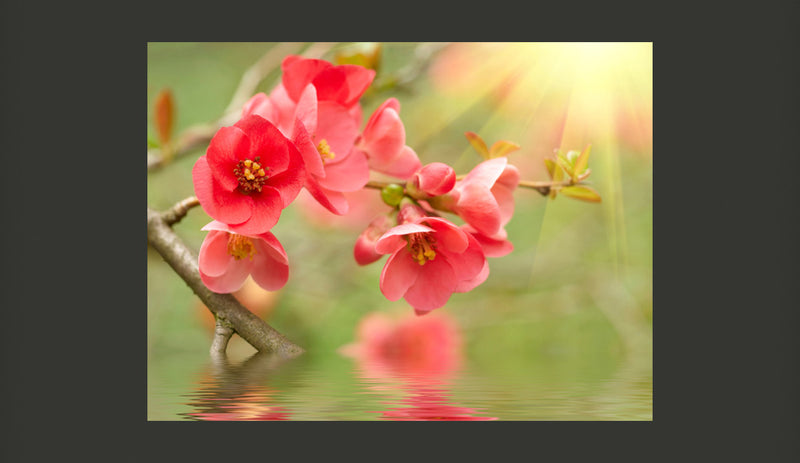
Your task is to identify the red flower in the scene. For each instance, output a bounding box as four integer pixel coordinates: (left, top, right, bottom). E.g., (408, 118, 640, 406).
(355, 98, 421, 179)
(242, 58, 373, 215)
(197, 220, 289, 294)
(192, 115, 306, 235)
(280, 55, 375, 109)
(375, 204, 488, 314)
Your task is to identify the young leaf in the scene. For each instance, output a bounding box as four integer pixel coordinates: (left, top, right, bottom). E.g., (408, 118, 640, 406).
(544, 158, 557, 179)
(553, 159, 564, 182)
(560, 185, 602, 202)
(556, 154, 575, 179)
(489, 140, 521, 158)
(465, 131, 490, 159)
(153, 88, 175, 146)
(573, 144, 592, 177)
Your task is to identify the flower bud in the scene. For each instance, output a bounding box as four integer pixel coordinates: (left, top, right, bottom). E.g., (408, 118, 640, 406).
(381, 183, 405, 207)
(354, 215, 394, 266)
(407, 162, 456, 199)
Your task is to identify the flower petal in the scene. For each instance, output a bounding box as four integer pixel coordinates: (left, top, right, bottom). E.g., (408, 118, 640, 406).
(317, 149, 369, 192)
(268, 84, 296, 135)
(361, 106, 405, 163)
(449, 233, 489, 288)
(227, 186, 283, 235)
(461, 157, 507, 188)
(264, 142, 306, 207)
(455, 182, 502, 236)
(235, 115, 290, 174)
(338, 65, 376, 107)
(291, 117, 326, 178)
(375, 223, 435, 254)
(362, 98, 400, 135)
(250, 237, 290, 291)
(241, 92, 277, 122)
(293, 84, 318, 135)
(402, 257, 457, 312)
(315, 101, 359, 165)
(200, 256, 253, 294)
(205, 126, 250, 191)
(193, 157, 252, 225)
(282, 56, 331, 101)
(379, 250, 420, 301)
(454, 259, 490, 293)
(198, 230, 232, 277)
(421, 217, 469, 254)
(303, 178, 350, 215)
(462, 224, 513, 258)
(372, 145, 422, 179)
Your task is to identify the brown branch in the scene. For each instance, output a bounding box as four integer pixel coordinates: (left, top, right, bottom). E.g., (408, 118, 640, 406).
(364, 180, 395, 190)
(147, 206, 304, 358)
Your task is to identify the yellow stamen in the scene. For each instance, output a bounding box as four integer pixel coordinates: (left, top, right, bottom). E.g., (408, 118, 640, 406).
(227, 234, 257, 261)
(233, 156, 269, 194)
(317, 139, 336, 162)
(407, 233, 437, 266)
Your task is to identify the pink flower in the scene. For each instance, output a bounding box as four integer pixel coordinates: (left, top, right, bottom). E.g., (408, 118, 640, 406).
(355, 98, 421, 179)
(198, 220, 289, 294)
(433, 157, 520, 237)
(353, 215, 393, 266)
(407, 162, 456, 198)
(242, 60, 373, 215)
(374, 204, 488, 314)
(192, 115, 306, 235)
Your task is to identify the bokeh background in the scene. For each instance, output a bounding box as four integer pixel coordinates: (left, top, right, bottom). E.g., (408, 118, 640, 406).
(147, 42, 652, 420)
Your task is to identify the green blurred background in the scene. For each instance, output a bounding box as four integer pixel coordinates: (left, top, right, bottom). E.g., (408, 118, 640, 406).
(147, 42, 652, 420)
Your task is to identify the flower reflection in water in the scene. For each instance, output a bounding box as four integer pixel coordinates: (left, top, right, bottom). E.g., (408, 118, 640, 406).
(340, 310, 497, 421)
(182, 352, 292, 421)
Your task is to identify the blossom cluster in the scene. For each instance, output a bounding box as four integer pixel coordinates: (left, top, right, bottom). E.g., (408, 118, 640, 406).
(193, 55, 520, 314)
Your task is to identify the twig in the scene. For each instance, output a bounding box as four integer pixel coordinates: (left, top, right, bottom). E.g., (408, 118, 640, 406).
(161, 196, 200, 226)
(210, 317, 235, 354)
(147, 205, 304, 358)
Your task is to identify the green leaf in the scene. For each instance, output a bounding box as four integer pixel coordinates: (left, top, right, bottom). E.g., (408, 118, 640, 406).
(465, 131, 490, 159)
(147, 135, 159, 149)
(489, 140, 521, 158)
(560, 185, 602, 203)
(544, 158, 557, 179)
(552, 158, 565, 183)
(573, 144, 592, 177)
(556, 155, 575, 179)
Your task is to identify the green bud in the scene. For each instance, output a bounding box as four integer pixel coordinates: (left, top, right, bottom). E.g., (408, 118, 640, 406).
(566, 150, 580, 164)
(381, 183, 405, 207)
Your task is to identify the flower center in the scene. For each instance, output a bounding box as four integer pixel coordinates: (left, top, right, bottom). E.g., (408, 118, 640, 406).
(227, 233, 257, 261)
(233, 156, 269, 194)
(406, 233, 437, 266)
(316, 139, 336, 163)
